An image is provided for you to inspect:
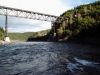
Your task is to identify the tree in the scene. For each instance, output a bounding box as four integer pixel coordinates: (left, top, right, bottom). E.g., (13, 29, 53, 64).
(0, 27, 4, 40)
(51, 1, 100, 41)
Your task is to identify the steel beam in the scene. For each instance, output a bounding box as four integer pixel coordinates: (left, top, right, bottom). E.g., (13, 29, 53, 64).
(5, 9, 8, 37)
(5, 15, 8, 36)
(0, 6, 69, 23)
(0, 6, 58, 22)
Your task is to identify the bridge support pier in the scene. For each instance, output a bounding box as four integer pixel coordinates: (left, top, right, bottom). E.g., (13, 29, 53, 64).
(4, 37, 10, 42)
(4, 12, 10, 43)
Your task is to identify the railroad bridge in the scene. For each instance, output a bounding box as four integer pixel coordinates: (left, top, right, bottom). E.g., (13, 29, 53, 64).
(0, 6, 68, 42)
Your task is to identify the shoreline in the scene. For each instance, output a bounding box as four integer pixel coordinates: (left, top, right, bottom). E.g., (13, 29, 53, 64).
(0, 40, 21, 45)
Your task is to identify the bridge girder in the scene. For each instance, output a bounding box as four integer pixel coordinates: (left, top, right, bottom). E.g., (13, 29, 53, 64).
(0, 6, 58, 22)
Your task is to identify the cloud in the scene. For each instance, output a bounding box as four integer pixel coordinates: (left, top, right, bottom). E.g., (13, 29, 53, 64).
(0, 15, 52, 32)
(8, 22, 51, 32)
(1, 0, 68, 16)
(6, 17, 51, 32)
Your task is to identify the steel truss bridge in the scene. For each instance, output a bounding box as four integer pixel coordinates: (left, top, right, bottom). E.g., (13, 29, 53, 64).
(0, 6, 58, 22)
(0, 6, 69, 39)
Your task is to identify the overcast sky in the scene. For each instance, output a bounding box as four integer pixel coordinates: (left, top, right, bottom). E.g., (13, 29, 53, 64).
(0, 0, 96, 32)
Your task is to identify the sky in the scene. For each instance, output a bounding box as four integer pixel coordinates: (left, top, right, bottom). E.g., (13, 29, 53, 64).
(0, 0, 97, 32)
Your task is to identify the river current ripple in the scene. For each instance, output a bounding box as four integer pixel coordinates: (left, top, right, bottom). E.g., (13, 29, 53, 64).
(0, 42, 100, 75)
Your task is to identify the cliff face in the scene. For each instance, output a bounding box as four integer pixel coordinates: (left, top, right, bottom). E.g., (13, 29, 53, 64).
(50, 1, 100, 43)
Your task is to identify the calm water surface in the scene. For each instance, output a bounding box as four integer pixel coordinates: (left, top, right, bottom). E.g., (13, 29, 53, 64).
(0, 42, 100, 75)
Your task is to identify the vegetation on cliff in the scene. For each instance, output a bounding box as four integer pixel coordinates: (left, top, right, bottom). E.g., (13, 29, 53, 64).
(27, 30, 50, 41)
(51, 1, 100, 43)
(0, 27, 4, 40)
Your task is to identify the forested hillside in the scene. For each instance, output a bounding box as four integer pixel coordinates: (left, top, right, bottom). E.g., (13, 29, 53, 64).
(51, 1, 100, 43)
(9, 30, 50, 41)
(27, 30, 50, 41)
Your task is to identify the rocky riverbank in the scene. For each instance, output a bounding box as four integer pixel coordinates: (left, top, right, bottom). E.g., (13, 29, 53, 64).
(0, 40, 21, 45)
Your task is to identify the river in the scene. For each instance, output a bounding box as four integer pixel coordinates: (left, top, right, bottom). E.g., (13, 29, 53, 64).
(0, 42, 100, 75)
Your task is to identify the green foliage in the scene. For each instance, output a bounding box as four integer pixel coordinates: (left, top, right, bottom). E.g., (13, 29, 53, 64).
(56, 27, 63, 36)
(64, 29, 72, 36)
(9, 30, 50, 41)
(51, 1, 100, 41)
(0, 27, 4, 40)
